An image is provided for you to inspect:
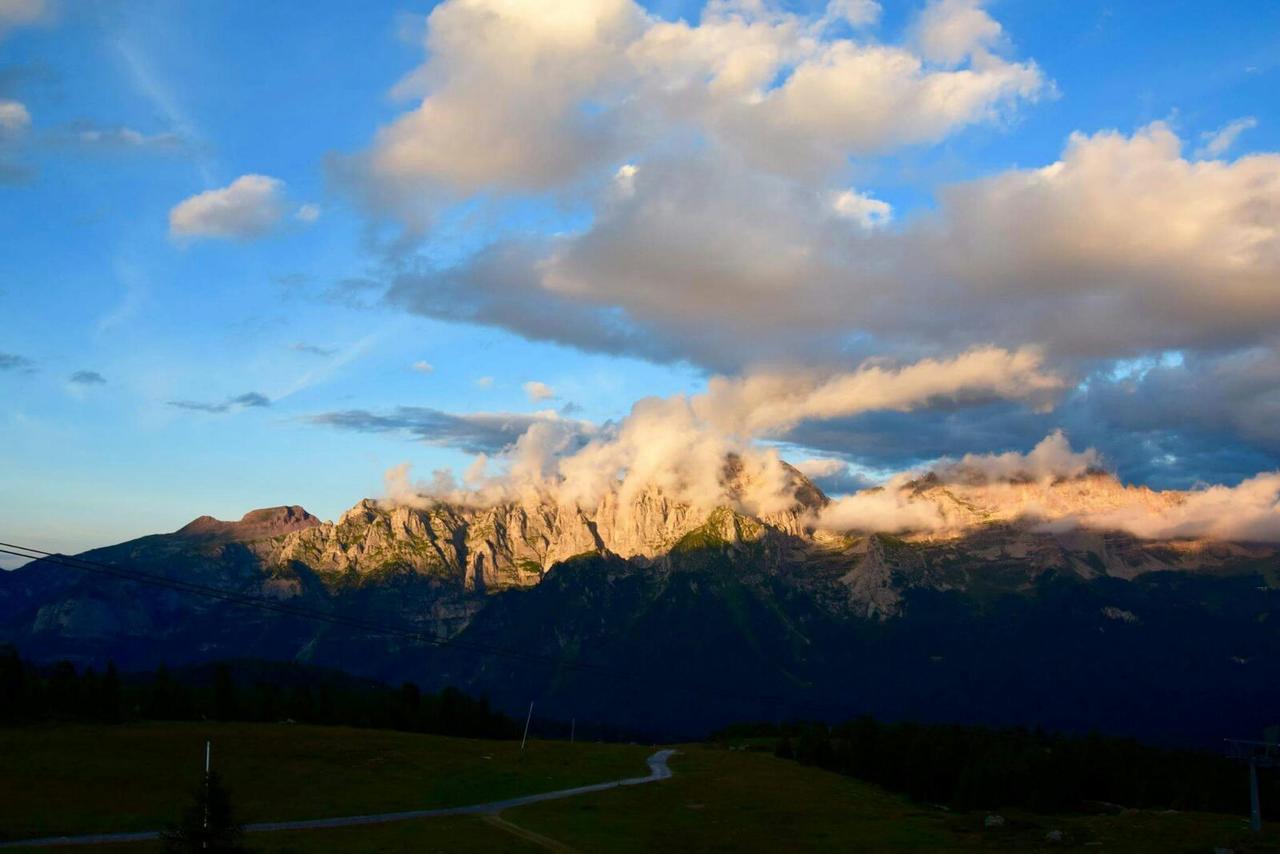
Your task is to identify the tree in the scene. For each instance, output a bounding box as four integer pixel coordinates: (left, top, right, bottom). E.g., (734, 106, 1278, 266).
(162, 770, 249, 853)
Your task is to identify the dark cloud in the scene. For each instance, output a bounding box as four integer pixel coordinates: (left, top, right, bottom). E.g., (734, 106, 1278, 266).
(68, 369, 106, 385)
(386, 246, 686, 366)
(307, 406, 568, 455)
(783, 357, 1280, 491)
(0, 352, 35, 372)
(168, 391, 271, 414)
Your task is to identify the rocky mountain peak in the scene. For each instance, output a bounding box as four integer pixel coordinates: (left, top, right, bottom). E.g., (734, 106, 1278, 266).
(177, 505, 321, 542)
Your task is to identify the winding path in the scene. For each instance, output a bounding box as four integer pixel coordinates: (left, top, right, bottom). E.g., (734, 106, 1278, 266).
(1, 749, 677, 849)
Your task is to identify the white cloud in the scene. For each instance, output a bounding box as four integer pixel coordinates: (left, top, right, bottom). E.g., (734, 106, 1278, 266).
(816, 431, 1280, 543)
(695, 347, 1064, 437)
(1196, 116, 1257, 159)
(914, 0, 1003, 65)
(295, 203, 321, 223)
(0, 100, 31, 135)
(169, 174, 287, 240)
(349, 0, 1044, 214)
(411, 360, 434, 373)
(523, 380, 557, 401)
(831, 188, 891, 227)
(475, 376, 494, 388)
(823, 0, 881, 29)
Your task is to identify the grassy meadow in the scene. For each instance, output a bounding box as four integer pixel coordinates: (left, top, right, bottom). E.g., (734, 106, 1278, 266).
(1, 723, 1277, 852)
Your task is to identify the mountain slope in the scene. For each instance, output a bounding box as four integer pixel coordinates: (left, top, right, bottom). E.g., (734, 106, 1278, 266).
(2, 463, 1277, 743)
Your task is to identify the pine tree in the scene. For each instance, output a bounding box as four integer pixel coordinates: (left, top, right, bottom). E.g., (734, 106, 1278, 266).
(162, 770, 249, 853)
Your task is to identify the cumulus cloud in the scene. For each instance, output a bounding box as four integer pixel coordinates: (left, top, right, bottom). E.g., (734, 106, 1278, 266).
(168, 391, 271, 413)
(337, 1, 1279, 508)
(523, 380, 556, 402)
(397, 123, 1280, 375)
(932, 429, 1101, 483)
(169, 174, 287, 240)
(344, 0, 1044, 222)
(68, 369, 106, 385)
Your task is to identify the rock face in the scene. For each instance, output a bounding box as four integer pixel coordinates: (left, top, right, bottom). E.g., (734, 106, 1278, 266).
(247, 460, 827, 592)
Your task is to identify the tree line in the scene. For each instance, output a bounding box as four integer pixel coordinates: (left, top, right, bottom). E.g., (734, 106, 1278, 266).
(719, 717, 1278, 819)
(0, 645, 518, 740)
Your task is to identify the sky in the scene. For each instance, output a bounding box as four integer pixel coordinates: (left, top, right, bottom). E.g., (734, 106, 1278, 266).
(2, 0, 1279, 563)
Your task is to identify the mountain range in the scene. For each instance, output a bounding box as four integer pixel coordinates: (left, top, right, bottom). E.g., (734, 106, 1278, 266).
(3, 459, 1277, 744)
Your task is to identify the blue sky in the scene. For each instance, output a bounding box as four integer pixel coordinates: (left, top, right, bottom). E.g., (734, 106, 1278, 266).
(3, 0, 1280, 561)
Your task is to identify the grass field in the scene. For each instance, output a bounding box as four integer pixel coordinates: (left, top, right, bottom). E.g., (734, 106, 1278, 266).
(2, 724, 1278, 852)
(0, 722, 649, 842)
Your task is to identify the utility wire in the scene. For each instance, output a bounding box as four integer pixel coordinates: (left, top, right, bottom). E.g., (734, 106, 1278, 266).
(0, 540, 790, 709)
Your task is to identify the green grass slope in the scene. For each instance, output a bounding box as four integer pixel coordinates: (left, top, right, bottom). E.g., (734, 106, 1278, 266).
(3, 725, 1277, 852)
(0, 722, 648, 842)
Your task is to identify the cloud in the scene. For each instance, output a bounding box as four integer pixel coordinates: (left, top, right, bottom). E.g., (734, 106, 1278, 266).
(290, 342, 336, 357)
(333, 1, 1279, 507)
(0, 351, 35, 372)
(169, 174, 287, 240)
(308, 406, 577, 456)
(411, 360, 434, 373)
(167, 391, 271, 413)
(831, 189, 891, 227)
(1197, 116, 1257, 159)
(361, 348, 1067, 520)
(49, 121, 185, 152)
(343, 0, 1044, 223)
(523, 380, 556, 402)
(0, 99, 31, 181)
(396, 123, 1280, 374)
(475, 376, 494, 388)
(914, 0, 1004, 65)
(931, 429, 1101, 484)
(816, 431, 1280, 542)
(695, 347, 1064, 437)
(295, 203, 321, 223)
(68, 369, 106, 385)
(0, 0, 51, 38)
(0, 99, 30, 134)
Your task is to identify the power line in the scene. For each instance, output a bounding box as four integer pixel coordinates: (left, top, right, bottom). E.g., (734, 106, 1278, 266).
(0, 540, 790, 709)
